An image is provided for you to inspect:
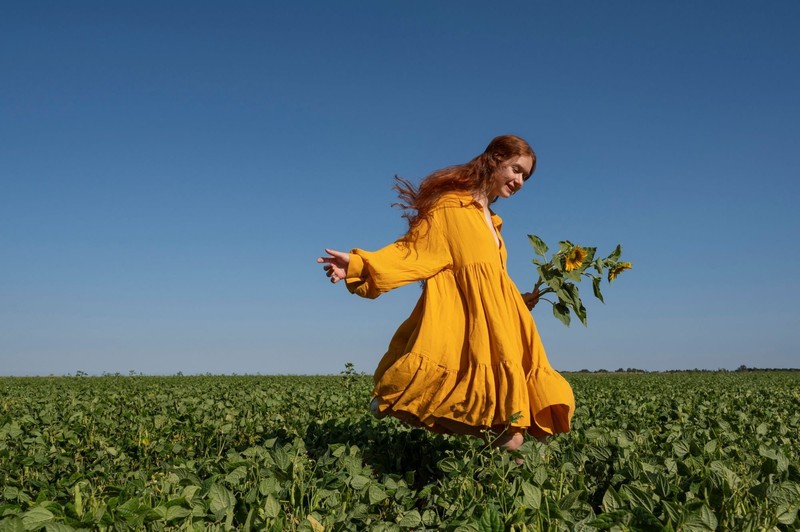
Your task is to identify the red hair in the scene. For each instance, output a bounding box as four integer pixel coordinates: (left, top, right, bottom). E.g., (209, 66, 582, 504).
(393, 135, 536, 230)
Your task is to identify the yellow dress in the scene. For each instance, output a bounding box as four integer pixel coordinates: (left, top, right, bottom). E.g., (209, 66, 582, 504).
(345, 192, 574, 437)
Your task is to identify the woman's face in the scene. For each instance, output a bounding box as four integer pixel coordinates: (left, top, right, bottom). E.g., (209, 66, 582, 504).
(490, 155, 533, 199)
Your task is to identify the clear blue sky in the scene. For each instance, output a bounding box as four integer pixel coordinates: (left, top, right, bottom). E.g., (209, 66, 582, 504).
(2, 2, 798, 375)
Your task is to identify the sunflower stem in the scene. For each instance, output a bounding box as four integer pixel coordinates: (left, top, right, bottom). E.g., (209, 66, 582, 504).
(539, 297, 555, 306)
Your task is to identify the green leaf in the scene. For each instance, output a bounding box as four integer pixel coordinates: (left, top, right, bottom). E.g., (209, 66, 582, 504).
(224, 466, 248, 486)
(589, 510, 631, 529)
(703, 439, 717, 454)
(557, 240, 573, 254)
(115, 498, 143, 522)
(553, 302, 571, 326)
(150, 505, 168, 520)
(558, 282, 586, 325)
(575, 300, 587, 326)
(607, 244, 622, 261)
(164, 506, 191, 522)
(541, 265, 561, 287)
(207, 484, 235, 517)
(397, 510, 422, 528)
(630, 506, 661, 530)
(0, 422, 23, 440)
(527, 234, 548, 256)
(662, 500, 681, 525)
(520, 482, 541, 510)
(21, 507, 54, 530)
(586, 443, 612, 461)
(601, 486, 623, 512)
(562, 283, 581, 308)
(477, 506, 503, 532)
(421, 509, 438, 526)
(349, 475, 370, 490)
(554, 286, 572, 307)
(272, 447, 291, 472)
(672, 440, 690, 457)
(681, 502, 718, 531)
(621, 484, 654, 512)
(592, 275, 604, 303)
(181, 485, 201, 502)
(593, 258, 606, 274)
(0, 503, 22, 520)
(437, 457, 461, 474)
(533, 466, 548, 486)
(776, 504, 798, 525)
(651, 472, 672, 499)
(0, 517, 25, 532)
(368, 484, 387, 505)
(263, 495, 281, 519)
(776, 450, 790, 473)
(559, 490, 584, 511)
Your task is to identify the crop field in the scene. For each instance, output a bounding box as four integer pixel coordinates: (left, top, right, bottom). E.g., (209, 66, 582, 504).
(1, 371, 798, 531)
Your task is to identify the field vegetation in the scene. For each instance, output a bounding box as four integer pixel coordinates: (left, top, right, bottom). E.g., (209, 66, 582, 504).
(1, 370, 798, 530)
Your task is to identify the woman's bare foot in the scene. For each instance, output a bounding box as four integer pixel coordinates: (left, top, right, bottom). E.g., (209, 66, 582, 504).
(494, 431, 524, 451)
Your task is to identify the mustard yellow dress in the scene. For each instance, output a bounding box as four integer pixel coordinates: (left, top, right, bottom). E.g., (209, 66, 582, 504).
(345, 192, 574, 438)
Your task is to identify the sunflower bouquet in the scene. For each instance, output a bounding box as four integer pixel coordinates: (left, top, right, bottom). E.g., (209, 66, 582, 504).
(526, 234, 632, 326)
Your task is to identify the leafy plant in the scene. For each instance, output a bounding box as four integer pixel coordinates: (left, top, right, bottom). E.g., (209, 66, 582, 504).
(527, 234, 632, 326)
(1, 372, 798, 530)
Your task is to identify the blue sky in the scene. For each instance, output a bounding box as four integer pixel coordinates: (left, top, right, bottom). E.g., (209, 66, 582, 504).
(2, 1, 798, 375)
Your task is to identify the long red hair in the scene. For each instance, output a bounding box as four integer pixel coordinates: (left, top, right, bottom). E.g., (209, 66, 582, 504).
(393, 135, 536, 230)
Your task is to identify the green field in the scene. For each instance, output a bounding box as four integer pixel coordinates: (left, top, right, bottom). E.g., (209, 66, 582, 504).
(1, 371, 798, 531)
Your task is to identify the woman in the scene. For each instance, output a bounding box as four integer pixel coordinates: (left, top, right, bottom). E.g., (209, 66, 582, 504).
(317, 135, 574, 452)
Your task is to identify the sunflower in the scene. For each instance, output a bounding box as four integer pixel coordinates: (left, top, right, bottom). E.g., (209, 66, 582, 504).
(608, 262, 632, 282)
(564, 246, 587, 271)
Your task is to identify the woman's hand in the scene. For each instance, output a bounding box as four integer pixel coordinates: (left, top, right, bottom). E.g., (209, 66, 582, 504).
(521, 286, 540, 310)
(317, 248, 350, 284)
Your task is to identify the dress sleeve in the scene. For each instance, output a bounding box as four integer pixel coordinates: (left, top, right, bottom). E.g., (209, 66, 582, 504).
(345, 213, 452, 299)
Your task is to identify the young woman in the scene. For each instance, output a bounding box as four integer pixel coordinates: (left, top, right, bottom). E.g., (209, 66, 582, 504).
(317, 135, 574, 452)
